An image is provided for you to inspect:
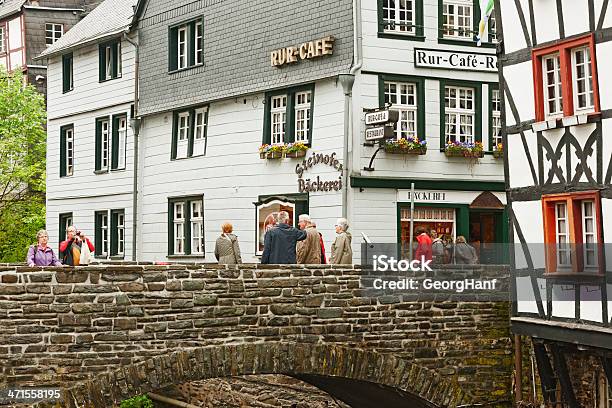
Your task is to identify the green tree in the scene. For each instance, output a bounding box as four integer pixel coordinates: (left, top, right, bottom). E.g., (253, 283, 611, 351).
(0, 68, 47, 262)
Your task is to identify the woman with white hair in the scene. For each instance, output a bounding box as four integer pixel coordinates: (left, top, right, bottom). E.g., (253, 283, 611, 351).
(26, 230, 62, 267)
(331, 218, 352, 264)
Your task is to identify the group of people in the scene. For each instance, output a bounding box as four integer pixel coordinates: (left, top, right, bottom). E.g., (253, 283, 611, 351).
(414, 227, 479, 265)
(26, 226, 95, 267)
(214, 211, 353, 265)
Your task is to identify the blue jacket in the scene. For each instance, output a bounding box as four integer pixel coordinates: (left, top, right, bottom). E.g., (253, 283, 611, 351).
(261, 223, 307, 264)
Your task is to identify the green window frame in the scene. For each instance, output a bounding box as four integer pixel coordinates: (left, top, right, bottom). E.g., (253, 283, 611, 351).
(377, 74, 426, 141)
(98, 39, 121, 82)
(488, 84, 501, 152)
(95, 113, 128, 172)
(437, 0, 496, 48)
(171, 105, 208, 160)
(377, 0, 425, 41)
(111, 114, 128, 170)
(95, 209, 125, 259)
(262, 84, 315, 146)
(94, 116, 110, 172)
(439, 79, 482, 149)
(62, 53, 73, 93)
(58, 212, 73, 244)
(59, 124, 74, 177)
(167, 196, 204, 257)
(168, 17, 204, 72)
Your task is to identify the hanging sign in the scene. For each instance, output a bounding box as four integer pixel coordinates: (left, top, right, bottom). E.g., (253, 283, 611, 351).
(365, 109, 399, 126)
(365, 125, 395, 141)
(414, 48, 498, 72)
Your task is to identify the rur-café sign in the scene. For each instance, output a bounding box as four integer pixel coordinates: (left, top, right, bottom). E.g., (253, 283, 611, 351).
(271, 36, 335, 67)
(414, 48, 497, 72)
(295, 151, 343, 193)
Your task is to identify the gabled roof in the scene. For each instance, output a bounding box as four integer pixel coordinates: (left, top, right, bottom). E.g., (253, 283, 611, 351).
(0, 0, 26, 21)
(37, 0, 137, 59)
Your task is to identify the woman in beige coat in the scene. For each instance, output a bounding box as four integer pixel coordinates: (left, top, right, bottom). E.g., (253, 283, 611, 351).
(331, 218, 352, 264)
(214, 223, 242, 264)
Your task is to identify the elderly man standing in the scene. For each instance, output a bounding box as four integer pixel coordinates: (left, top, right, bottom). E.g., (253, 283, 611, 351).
(261, 211, 307, 264)
(331, 218, 353, 264)
(296, 214, 321, 264)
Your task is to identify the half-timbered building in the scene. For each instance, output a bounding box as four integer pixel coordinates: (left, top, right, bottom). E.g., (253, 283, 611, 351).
(498, 0, 612, 405)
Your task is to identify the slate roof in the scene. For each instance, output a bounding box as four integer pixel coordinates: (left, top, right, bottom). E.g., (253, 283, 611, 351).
(38, 0, 137, 58)
(0, 0, 26, 21)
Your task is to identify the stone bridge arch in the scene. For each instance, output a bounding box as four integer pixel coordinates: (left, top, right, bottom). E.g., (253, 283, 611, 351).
(33, 342, 469, 408)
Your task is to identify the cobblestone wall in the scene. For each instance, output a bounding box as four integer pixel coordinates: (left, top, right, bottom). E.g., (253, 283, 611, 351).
(0, 264, 512, 407)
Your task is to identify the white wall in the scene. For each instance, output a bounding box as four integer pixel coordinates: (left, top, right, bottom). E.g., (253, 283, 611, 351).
(138, 78, 346, 262)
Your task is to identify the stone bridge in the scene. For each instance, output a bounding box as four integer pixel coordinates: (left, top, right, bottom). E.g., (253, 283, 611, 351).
(0, 264, 512, 407)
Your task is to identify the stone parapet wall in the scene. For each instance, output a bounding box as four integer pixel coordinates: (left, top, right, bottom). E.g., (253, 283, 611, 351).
(0, 264, 512, 407)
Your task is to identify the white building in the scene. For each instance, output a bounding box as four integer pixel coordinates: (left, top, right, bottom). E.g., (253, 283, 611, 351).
(40, 0, 138, 260)
(44, 0, 505, 264)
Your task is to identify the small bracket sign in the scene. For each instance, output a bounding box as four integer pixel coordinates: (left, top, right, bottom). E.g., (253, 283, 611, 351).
(365, 125, 395, 141)
(365, 109, 399, 126)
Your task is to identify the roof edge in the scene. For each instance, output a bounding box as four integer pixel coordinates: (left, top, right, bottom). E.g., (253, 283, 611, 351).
(35, 27, 130, 60)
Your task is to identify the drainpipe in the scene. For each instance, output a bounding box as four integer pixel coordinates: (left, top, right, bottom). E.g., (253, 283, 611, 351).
(123, 30, 141, 262)
(338, 0, 363, 219)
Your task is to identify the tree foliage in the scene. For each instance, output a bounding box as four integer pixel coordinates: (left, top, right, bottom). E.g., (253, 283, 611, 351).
(120, 395, 154, 408)
(0, 68, 47, 262)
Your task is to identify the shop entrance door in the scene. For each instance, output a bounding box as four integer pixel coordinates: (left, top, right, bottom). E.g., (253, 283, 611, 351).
(469, 211, 503, 264)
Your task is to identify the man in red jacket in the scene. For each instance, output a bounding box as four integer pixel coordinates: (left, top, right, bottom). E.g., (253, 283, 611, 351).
(414, 226, 432, 262)
(59, 226, 95, 266)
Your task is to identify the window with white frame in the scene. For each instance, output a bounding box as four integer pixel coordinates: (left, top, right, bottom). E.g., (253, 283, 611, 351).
(195, 21, 203, 65)
(105, 45, 113, 80)
(99, 40, 121, 81)
(117, 116, 127, 169)
(193, 107, 207, 156)
(178, 27, 187, 70)
(101, 119, 110, 169)
(191, 201, 204, 254)
(45, 23, 63, 45)
(116, 211, 125, 256)
(66, 127, 74, 176)
(173, 202, 185, 255)
(445, 86, 475, 143)
(385, 81, 417, 140)
(581, 200, 597, 268)
(542, 54, 563, 118)
(176, 111, 190, 159)
(271, 95, 287, 145)
(488, 13, 497, 42)
(172, 106, 208, 159)
(169, 197, 204, 256)
(295, 91, 311, 143)
(59, 213, 72, 242)
(100, 212, 109, 256)
(572, 46, 594, 113)
(555, 202, 571, 268)
(383, 0, 415, 34)
(0, 26, 5, 53)
(491, 89, 502, 147)
(442, 0, 473, 39)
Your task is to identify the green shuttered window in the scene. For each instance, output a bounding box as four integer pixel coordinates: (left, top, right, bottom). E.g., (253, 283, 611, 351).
(62, 53, 73, 93)
(95, 114, 127, 172)
(377, 0, 425, 41)
(168, 18, 204, 72)
(168, 196, 204, 256)
(95, 209, 125, 258)
(99, 40, 122, 82)
(263, 84, 315, 146)
(59, 124, 74, 177)
(171, 106, 208, 160)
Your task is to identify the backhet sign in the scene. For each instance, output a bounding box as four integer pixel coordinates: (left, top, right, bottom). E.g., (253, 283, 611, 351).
(414, 48, 497, 72)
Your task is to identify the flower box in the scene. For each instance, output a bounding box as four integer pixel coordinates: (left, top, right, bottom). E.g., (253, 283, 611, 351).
(444, 141, 484, 159)
(266, 151, 283, 159)
(444, 150, 484, 158)
(384, 146, 427, 155)
(493, 150, 503, 159)
(286, 150, 307, 158)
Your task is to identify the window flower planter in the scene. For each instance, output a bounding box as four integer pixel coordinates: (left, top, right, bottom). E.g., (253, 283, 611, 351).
(383, 137, 427, 155)
(285, 142, 309, 158)
(493, 143, 503, 159)
(444, 141, 484, 158)
(286, 150, 307, 158)
(259, 142, 309, 159)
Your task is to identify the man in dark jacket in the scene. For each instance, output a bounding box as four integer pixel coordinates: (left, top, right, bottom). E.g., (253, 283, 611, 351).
(261, 211, 307, 264)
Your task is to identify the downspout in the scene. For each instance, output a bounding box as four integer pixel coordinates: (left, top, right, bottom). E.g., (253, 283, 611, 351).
(123, 30, 140, 262)
(339, 0, 363, 219)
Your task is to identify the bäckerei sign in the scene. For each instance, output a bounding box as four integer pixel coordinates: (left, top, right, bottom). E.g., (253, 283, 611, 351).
(414, 48, 497, 72)
(295, 151, 343, 193)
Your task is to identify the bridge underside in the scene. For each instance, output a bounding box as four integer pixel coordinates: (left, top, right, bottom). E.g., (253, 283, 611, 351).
(295, 374, 438, 408)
